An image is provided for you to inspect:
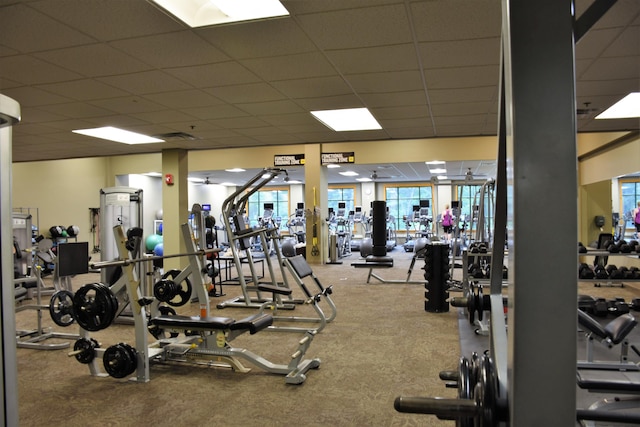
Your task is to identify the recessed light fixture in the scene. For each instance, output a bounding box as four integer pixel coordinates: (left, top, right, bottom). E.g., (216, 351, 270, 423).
(72, 126, 164, 144)
(187, 177, 205, 183)
(356, 177, 372, 182)
(429, 168, 447, 174)
(220, 182, 236, 186)
(596, 92, 640, 119)
(225, 168, 246, 173)
(426, 160, 445, 165)
(437, 176, 448, 180)
(287, 180, 302, 184)
(339, 171, 359, 177)
(311, 108, 382, 131)
(151, 0, 289, 28)
(326, 164, 341, 169)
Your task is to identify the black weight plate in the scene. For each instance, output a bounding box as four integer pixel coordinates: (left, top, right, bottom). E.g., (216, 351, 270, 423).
(161, 270, 192, 307)
(477, 287, 484, 322)
(73, 338, 99, 364)
(73, 283, 117, 332)
(49, 290, 75, 327)
(103, 343, 137, 379)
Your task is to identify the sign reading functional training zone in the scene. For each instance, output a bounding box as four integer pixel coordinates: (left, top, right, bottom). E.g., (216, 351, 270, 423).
(321, 152, 355, 165)
(274, 154, 305, 166)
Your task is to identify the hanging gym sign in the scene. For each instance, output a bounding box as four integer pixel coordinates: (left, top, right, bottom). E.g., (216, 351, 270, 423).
(274, 154, 305, 166)
(321, 152, 355, 165)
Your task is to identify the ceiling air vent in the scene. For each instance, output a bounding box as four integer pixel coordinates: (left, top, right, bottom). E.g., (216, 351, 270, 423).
(154, 132, 198, 140)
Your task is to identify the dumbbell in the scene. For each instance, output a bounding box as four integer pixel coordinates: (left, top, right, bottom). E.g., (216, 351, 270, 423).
(579, 263, 595, 279)
(593, 298, 609, 317)
(608, 297, 630, 316)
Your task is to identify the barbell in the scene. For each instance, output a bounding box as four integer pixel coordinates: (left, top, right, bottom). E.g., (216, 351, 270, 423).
(90, 247, 221, 270)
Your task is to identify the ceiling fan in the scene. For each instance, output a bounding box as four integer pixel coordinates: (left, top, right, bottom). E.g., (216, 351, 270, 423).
(194, 177, 214, 185)
(370, 170, 391, 180)
(447, 168, 491, 182)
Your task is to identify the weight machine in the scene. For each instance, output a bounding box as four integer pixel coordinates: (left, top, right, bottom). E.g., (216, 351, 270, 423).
(71, 223, 319, 384)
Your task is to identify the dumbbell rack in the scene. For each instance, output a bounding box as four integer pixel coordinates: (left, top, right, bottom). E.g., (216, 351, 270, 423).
(579, 249, 640, 288)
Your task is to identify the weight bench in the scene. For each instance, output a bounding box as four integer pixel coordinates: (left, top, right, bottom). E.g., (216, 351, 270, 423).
(576, 370, 640, 426)
(149, 312, 273, 335)
(577, 309, 638, 370)
(268, 255, 336, 333)
(146, 311, 321, 384)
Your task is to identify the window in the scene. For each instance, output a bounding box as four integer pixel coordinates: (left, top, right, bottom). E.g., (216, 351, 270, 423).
(620, 179, 640, 229)
(384, 184, 433, 230)
(456, 184, 483, 222)
(247, 188, 289, 230)
(327, 186, 356, 217)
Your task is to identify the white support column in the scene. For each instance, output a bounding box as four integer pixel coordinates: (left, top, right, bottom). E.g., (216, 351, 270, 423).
(1, 94, 21, 427)
(502, 1, 578, 425)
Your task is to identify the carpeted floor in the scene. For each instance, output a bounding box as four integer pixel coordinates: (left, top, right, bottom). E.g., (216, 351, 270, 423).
(15, 248, 640, 426)
(15, 249, 461, 427)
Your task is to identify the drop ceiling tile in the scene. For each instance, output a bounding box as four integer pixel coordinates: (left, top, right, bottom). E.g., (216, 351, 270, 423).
(37, 79, 129, 101)
(424, 65, 500, 89)
(0, 3, 95, 53)
(209, 116, 271, 129)
(0, 55, 82, 85)
(89, 97, 166, 115)
(31, 0, 183, 40)
(345, 70, 424, 93)
(293, 94, 364, 111)
(418, 39, 501, 69)
(428, 87, 496, 104)
(240, 52, 337, 81)
(271, 76, 352, 98)
(165, 62, 260, 87)
(109, 31, 230, 68)
(295, 4, 413, 49)
(581, 56, 640, 80)
(198, 18, 316, 59)
(205, 83, 287, 104)
(130, 109, 200, 125)
(36, 102, 116, 119)
(576, 28, 624, 60)
(386, 126, 435, 139)
(35, 44, 152, 77)
(182, 105, 248, 121)
(371, 105, 430, 120)
(359, 91, 427, 108)
(236, 100, 305, 116)
(0, 85, 72, 107)
(143, 89, 224, 109)
(410, 0, 501, 42)
(326, 44, 419, 74)
(98, 70, 192, 95)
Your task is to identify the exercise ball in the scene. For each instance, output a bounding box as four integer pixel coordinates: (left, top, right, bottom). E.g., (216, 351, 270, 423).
(155, 209, 163, 220)
(153, 243, 163, 257)
(145, 234, 163, 251)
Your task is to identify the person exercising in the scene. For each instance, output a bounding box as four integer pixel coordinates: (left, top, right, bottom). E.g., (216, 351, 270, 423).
(633, 201, 640, 238)
(441, 204, 453, 243)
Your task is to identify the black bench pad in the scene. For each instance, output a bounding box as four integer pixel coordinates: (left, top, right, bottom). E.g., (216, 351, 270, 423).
(257, 284, 293, 296)
(149, 313, 273, 334)
(577, 369, 640, 393)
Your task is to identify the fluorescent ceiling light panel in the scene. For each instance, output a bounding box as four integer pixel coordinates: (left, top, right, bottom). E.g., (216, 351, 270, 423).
(72, 126, 164, 144)
(187, 177, 205, 183)
(596, 92, 640, 119)
(437, 176, 448, 180)
(429, 168, 447, 174)
(356, 177, 372, 182)
(426, 160, 445, 165)
(151, 0, 289, 28)
(287, 180, 302, 184)
(311, 108, 382, 131)
(225, 168, 245, 172)
(339, 171, 359, 177)
(326, 164, 341, 169)
(220, 182, 236, 186)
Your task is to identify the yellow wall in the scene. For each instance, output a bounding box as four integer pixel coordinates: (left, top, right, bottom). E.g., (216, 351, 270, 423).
(12, 157, 108, 243)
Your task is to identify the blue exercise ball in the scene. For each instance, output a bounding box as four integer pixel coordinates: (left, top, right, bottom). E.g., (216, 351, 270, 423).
(153, 243, 163, 257)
